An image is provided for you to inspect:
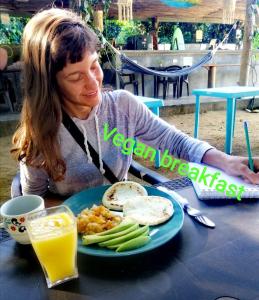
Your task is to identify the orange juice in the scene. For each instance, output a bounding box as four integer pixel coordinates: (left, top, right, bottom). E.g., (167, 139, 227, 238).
(27, 208, 78, 287)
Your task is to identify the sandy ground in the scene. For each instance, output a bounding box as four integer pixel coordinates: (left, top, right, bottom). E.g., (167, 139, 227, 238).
(1, 109, 259, 204)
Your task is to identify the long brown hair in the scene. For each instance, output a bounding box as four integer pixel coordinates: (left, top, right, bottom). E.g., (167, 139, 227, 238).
(11, 8, 100, 181)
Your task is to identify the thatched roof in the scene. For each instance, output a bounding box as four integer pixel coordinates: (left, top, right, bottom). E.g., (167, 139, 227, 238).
(0, 0, 69, 16)
(109, 0, 246, 24)
(0, 0, 246, 23)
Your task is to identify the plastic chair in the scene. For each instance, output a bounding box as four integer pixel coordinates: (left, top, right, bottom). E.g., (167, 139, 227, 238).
(155, 67, 167, 99)
(208, 39, 217, 50)
(156, 65, 182, 99)
(118, 69, 139, 96)
(165, 65, 182, 99)
(11, 161, 169, 198)
(179, 66, 190, 97)
(0, 48, 14, 112)
(0, 73, 14, 112)
(103, 68, 116, 91)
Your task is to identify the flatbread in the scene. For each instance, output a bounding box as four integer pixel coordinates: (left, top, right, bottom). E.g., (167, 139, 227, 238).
(102, 181, 148, 211)
(123, 196, 174, 225)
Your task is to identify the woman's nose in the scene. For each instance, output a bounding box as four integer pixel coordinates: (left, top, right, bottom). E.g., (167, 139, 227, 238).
(83, 72, 99, 88)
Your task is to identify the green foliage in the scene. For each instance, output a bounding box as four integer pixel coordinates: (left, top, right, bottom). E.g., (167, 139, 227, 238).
(141, 19, 153, 34)
(159, 36, 171, 44)
(103, 18, 233, 47)
(157, 22, 232, 44)
(70, 0, 112, 26)
(0, 16, 29, 44)
(158, 22, 174, 41)
(204, 23, 233, 42)
(253, 32, 259, 50)
(104, 20, 122, 40)
(88, 0, 112, 16)
(104, 19, 153, 44)
(115, 21, 144, 45)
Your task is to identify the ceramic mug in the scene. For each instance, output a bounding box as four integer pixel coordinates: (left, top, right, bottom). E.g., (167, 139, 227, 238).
(0, 195, 45, 244)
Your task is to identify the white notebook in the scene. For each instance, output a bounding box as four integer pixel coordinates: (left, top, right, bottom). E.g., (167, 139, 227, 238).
(189, 163, 259, 200)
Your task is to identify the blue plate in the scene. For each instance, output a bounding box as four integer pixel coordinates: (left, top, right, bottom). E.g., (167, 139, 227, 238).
(64, 185, 184, 257)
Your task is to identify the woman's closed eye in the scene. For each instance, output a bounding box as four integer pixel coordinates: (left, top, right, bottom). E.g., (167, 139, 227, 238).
(67, 73, 83, 82)
(66, 63, 99, 82)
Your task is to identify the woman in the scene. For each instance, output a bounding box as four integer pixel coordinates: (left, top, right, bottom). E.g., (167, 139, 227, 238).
(12, 8, 259, 197)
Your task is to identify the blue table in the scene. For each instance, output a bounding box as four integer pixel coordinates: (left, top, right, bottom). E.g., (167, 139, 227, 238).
(4, 184, 259, 299)
(137, 96, 164, 167)
(193, 86, 259, 154)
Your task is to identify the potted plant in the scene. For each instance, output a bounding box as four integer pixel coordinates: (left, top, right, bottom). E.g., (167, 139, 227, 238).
(115, 20, 143, 49)
(158, 36, 171, 50)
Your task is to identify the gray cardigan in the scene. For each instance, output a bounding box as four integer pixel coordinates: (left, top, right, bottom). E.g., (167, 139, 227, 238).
(20, 90, 213, 196)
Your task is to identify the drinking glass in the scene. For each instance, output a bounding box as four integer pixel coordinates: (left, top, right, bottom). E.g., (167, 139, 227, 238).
(26, 205, 78, 288)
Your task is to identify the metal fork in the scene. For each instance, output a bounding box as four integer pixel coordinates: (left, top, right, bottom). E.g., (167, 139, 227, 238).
(179, 198, 215, 228)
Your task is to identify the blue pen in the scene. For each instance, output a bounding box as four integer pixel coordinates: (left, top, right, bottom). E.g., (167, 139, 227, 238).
(243, 121, 254, 172)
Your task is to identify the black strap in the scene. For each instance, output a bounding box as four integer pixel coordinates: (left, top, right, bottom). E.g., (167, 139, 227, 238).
(62, 110, 119, 184)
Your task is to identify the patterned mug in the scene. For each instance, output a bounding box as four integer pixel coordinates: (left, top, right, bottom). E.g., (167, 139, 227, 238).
(0, 195, 45, 244)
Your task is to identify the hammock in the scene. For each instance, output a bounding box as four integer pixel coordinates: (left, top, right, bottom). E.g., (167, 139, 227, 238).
(120, 51, 212, 78)
(104, 21, 237, 79)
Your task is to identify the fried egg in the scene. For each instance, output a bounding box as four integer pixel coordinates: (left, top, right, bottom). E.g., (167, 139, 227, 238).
(123, 196, 174, 225)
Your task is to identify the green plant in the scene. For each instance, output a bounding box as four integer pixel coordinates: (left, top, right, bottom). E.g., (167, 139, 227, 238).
(253, 31, 259, 50)
(158, 36, 171, 44)
(115, 21, 144, 45)
(70, 0, 112, 27)
(88, 0, 113, 19)
(104, 20, 121, 40)
(158, 22, 174, 41)
(0, 16, 29, 44)
(157, 22, 232, 44)
(141, 19, 153, 34)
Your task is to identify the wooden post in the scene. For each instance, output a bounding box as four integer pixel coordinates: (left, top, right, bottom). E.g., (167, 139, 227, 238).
(208, 66, 216, 88)
(93, 10, 104, 32)
(238, 0, 254, 86)
(151, 17, 158, 50)
(118, 4, 122, 21)
(123, 5, 126, 20)
(127, 6, 130, 20)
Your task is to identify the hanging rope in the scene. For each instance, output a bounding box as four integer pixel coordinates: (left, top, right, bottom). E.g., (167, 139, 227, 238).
(102, 21, 238, 79)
